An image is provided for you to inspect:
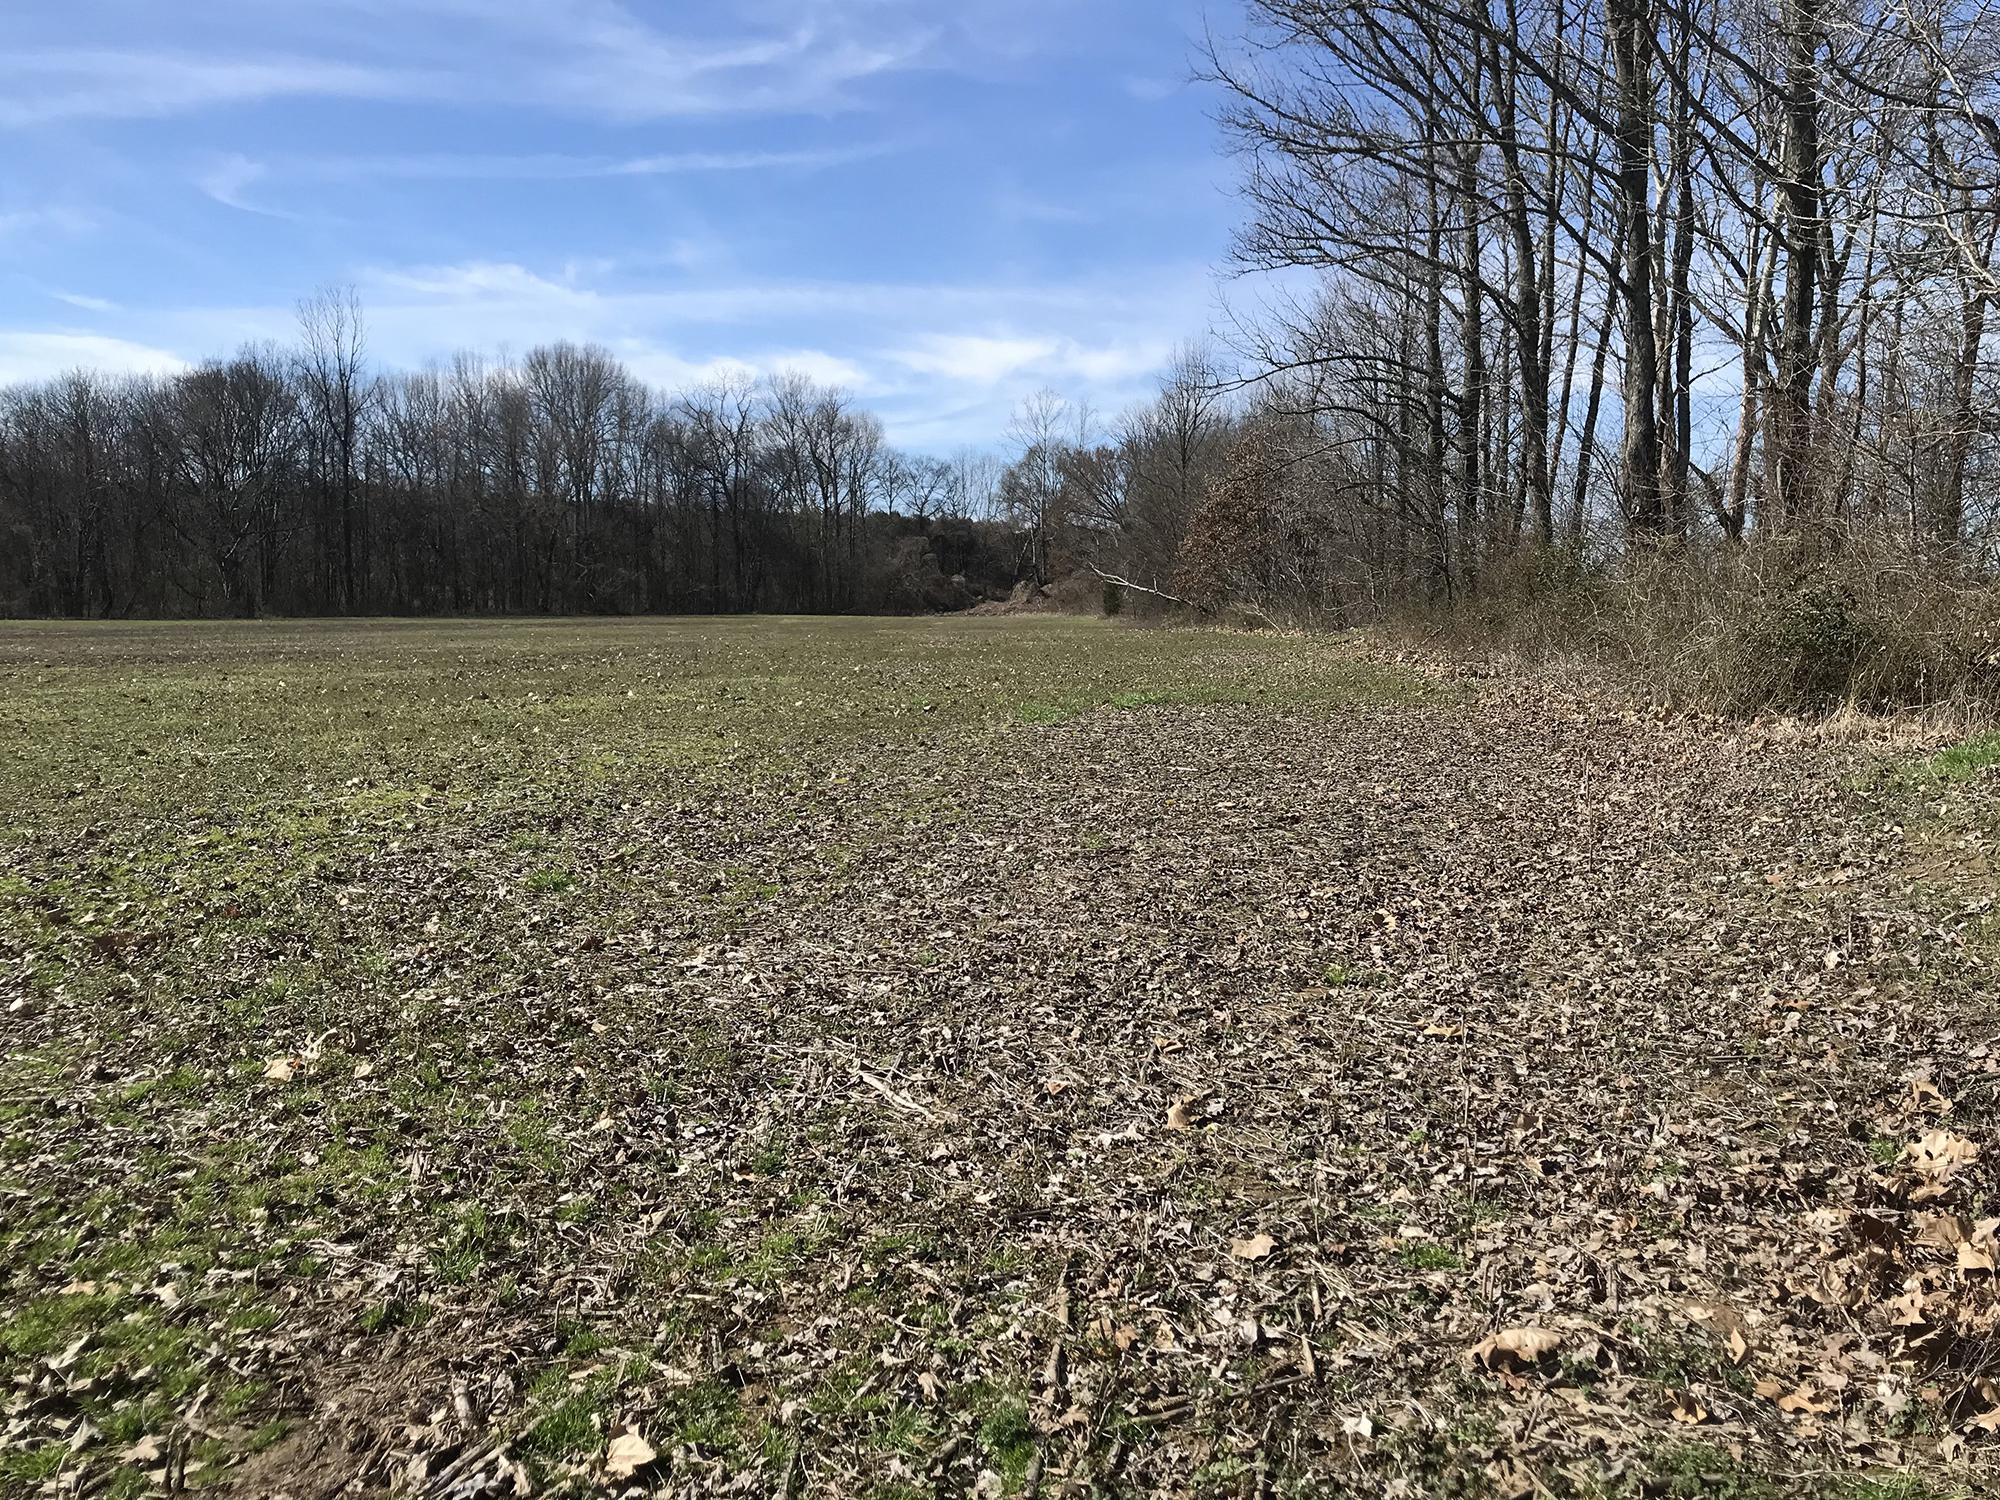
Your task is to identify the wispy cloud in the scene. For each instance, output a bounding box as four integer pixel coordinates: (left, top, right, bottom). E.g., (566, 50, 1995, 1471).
(531, 4, 937, 119)
(1122, 74, 1183, 103)
(196, 154, 305, 219)
(892, 331, 1171, 386)
(0, 331, 187, 384)
(0, 49, 436, 127)
(616, 344, 873, 394)
(48, 290, 119, 313)
(0, 4, 936, 127)
(237, 141, 900, 188)
(0, 206, 96, 238)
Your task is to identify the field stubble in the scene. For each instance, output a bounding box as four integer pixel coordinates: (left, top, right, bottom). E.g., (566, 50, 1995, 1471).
(1, 616, 1996, 1499)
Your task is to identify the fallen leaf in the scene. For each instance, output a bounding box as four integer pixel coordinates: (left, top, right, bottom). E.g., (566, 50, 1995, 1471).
(1907, 1129, 1979, 1181)
(263, 1056, 300, 1082)
(1166, 1097, 1196, 1131)
(1910, 1078, 1953, 1114)
(604, 1428, 656, 1479)
(121, 1436, 162, 1463)
(1230, 1232, 1276, 1261)
(1774, 1383, 1832, 1416)
(1472, 1327, 1562, 1370)
(1340, 1414, 1374, 1439)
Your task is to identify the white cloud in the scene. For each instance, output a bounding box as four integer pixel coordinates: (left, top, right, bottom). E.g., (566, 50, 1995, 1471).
(891, 331, 1172, 388)
(533, 4, 935, 119)
(0, 332, 188, 385)
(77, 255, 1211, 449)
(0, 50, 435, 127)
(0, 206, 96, 239)
(1122, 74, 1183, 102)
(0, 4, 934, 127)
(265, 142, 897, 183)
(48, 290, 119, 313)
(374, 261, 597, 303)
(893, 334, 1057, 384)
(196, 154, 304, 219)
(617, 344, 870, 394)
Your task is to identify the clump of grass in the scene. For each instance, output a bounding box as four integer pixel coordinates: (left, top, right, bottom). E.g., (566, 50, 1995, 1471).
(1395, 1243, 1462, 1271)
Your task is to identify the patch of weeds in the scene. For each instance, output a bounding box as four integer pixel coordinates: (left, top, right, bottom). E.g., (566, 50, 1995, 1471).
(519, 1366, 618, 1462)
(1910, 733, 2000, 786)
(1451, 1196, 1509, 1229)
(523, 864, 574, 894)
(0, 1445, 67, 1486)
(359, 1297, 432, 1334)
(507, 1100, 563, 1174)
(1619, 1321, 1750, 1395)
(1396, 1243, 1462, 1272)
(1834, 1478, 1970, 1500)
(974, 1392, 1038, 1485)
(1619, 1444, 1786, 1500)
(743, 1227, 820, 1287)
(1867, 1135, 1903, 1166)
(660, 1378, 742, 1453)
(1013, 699, 1078, 726)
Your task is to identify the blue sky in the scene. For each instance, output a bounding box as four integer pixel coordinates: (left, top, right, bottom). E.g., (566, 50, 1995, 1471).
(0, 0, 1242, 449)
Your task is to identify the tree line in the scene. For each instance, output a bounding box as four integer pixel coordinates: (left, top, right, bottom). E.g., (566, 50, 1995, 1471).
(0, 290, 1027, 618)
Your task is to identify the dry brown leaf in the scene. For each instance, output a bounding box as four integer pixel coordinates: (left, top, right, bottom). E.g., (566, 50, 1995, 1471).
(1671, 1392, 1710, 1424)
(1907, 1129, 1980, 1181)
(1774, 1383, 1832, 1416)
(1230, 1232, 1276, 1261)
(120, 1436, 162, 1463)
(1165, 1097, 1196, 1131)
(604, 1428, 656, 1479)
(263, 1056, 300, 1082)
(1916, 1214, 1970, 1249)
(1910, 1078, 1954, 1114)
(1472, 1327, 1562, 1370)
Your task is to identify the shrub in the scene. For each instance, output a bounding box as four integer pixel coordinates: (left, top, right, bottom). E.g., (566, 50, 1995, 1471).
(1393, 538, 2000, 717)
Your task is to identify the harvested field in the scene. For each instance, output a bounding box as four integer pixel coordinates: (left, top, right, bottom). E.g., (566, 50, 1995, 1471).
(2, 616, 1998, 1499)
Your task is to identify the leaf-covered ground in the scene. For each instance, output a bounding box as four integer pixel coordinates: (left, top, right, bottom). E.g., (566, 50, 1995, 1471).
(3, 616, 1998, 1499)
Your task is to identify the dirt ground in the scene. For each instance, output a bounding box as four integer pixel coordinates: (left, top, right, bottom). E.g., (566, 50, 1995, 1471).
(3, 616, 1998, 1499)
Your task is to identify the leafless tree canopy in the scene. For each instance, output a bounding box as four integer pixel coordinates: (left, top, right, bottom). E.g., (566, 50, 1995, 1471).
(0, 297, 1025, 617)
(8, 5, 2000, 627)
